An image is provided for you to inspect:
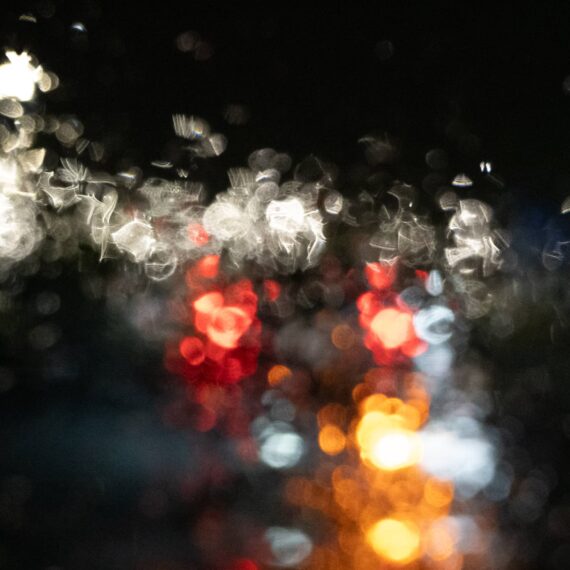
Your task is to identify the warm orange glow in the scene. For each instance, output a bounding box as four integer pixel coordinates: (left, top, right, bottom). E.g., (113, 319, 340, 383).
(331, 324, 356, 350)
(356, 397, 422, 471)
(268, 364, 292, 386)
(319, 425, 346, 456)
(424, 478, 454, 509)
(370, 308, 415, 349)
(317, 403, 347, 427)
(366, 518, 421, 564)
(273, 261, 471, 570)
(370, 429, 420, 470)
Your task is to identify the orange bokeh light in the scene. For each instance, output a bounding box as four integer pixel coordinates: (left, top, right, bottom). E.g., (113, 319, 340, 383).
(424, 478, 454, 509)
(331, 324, 356, 350)
(319, 425, 346, 456)
(268, 364, 292, 386)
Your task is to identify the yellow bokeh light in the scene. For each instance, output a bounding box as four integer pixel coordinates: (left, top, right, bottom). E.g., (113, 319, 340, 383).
(366, 517, 421, 563)
(369, 429, 420, 470)
(356, 407, 421, 471)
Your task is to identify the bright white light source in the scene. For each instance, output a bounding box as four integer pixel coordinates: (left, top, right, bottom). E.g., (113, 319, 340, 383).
(111, 219, 155, 262)
(203, 201, 249, 241)
(370, 430, 421, 470)
(0, 193, 42, 262)
(0, 157, 19, 187)
(0, 51, 42, 101)
(426, 269, 443, 296)
(259, 427, 304, 469)
(266, 198, 305, 234)
(413, 305, 455, 345)
(420, 423, 495, 497)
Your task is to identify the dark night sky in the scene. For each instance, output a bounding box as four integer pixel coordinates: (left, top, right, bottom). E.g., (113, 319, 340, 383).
(4, 2, 570, 196)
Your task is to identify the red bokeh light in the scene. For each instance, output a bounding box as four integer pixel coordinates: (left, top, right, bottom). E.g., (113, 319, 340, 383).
(179, 336, 206, 365)
(263, 279, 281, 302)
(365, 262, 396, 290)
(370, 308, 414, 349)
(357, 264, 427, 364)
(207, 306, 252, 349)
(196, 254, 220, 279)
(167, 257, 261, 386)
(229, 559, 258, 570)
(187, 222, 210, 246)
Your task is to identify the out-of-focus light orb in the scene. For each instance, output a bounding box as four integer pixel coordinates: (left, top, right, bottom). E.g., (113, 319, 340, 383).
(0, 157, 18, 187)
(357, 409, 421, 471)
(0, 51, 42, 101)
(259, 427, 304, 469)
(369, 429, 420, 470)
(206, 305, 252, 349)
(264, 527, 313, 567)
(266, 198, 305, 233)
(267, 364, 292, 386)
(194, 253, 219, 278)
(0, 193, 42, 262)
(413, 305, 454, 345)
(111, 219, 155, 262)
(365, 261, 395, 290)
(179, 336, 206, 365)
(366, 518, 421, 564)
(370, 308, 414, 349)
(194, 291, 224, 315)
(187, 222, 210, 246)
(425, 519, 458, 562)
(414, 344, 454, 378)
(420, 423, 495, 497)
(330, 323, 355, 350)
(424, 477, 454, 509)
(318, 424, 346, 456)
